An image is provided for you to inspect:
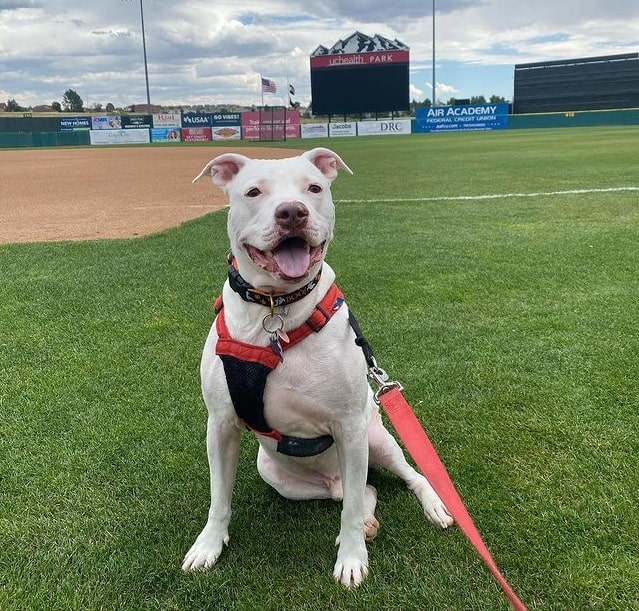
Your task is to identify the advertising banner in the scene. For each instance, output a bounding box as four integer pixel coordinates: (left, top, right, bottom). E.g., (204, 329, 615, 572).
(151, 127, 182, 142)
(357, 119, 412, 136)
(122, 114, 152, 129)
(241, 110, 301, 140)
(328, 122, 357, 137)
(91, 115, 122, 130)
(153, 113, 181, 127)
(181, 112, 212, 127)
(414, 103, 510, 133)
(211, 113, 241, 127)
(211, 126, 241, 140)
(301, 123, 329, 139)
(89, 128, 150, 145)
(181, 127, 212, 142)
(210, 113, 242, 140)
(60, 116, 91, 131)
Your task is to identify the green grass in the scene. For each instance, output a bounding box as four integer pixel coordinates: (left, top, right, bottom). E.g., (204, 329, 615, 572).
(1, 127, 638, 610)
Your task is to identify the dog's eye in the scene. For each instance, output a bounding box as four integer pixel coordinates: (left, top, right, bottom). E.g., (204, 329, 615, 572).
(245, 187, 261, 198)
(308, 184, 322, 194)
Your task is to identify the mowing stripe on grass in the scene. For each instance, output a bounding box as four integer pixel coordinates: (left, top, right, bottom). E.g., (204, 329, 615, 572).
(339, 186, 639, 204)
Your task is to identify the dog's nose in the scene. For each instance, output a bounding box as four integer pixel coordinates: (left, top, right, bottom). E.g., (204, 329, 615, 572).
(274, 201, 309, 230)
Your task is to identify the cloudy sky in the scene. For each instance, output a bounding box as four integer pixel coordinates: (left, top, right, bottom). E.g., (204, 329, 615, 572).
(1, 0, 637, 109)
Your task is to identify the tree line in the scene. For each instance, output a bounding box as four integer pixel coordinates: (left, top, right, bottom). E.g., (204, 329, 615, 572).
(4, 90, 115, 113)
(5, 89, 509, 114)
(411, 94, 509, 109)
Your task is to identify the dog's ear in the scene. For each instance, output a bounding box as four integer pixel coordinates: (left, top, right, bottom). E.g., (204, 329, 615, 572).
(192, 154, 250, 187)
(302, 148, 353, 180)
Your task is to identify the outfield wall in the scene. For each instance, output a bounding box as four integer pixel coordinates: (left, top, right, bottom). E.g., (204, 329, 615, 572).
(0, 110, 300, 148)
(0, 130, 90, 147)
(0, 107, 636, 148)
(508, 107, 639, 128)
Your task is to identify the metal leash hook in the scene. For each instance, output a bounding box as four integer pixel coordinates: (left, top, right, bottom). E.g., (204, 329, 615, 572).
(367, 356, 404, 404)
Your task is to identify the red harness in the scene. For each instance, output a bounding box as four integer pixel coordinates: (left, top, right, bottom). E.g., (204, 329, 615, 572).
(214, 282, 345, 456)
(215, 282, 344, 370)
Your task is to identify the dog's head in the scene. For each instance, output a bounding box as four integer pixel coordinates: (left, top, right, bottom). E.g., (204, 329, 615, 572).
(194, 148, 352, 290)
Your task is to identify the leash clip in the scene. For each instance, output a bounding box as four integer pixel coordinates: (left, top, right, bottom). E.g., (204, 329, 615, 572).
(368, 358, 403, 404)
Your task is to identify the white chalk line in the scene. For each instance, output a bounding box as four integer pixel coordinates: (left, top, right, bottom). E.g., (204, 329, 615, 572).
(338, 186, 639, 204)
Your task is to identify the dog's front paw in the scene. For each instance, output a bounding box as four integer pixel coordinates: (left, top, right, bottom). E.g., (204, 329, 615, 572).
(181, 523, 230, 571)
(412, 479, 455, 529)
(333, 542, 369, 587)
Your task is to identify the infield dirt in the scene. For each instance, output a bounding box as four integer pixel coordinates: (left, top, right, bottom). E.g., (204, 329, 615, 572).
(0, 146, 299, 244)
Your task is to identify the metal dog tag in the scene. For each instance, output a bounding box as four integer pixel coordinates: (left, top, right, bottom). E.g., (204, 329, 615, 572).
(269, 332, 284, 363)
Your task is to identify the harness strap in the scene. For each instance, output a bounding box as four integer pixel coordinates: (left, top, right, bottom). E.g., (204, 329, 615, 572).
(215, 283, 344, 457)
(347, 309, 377, 369)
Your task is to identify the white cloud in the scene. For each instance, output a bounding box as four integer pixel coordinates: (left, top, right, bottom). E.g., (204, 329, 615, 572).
(0, 0, 636, 107)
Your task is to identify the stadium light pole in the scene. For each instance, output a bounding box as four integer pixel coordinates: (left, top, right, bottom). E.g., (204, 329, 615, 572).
(432, 0, 436, 106)
(123, 0, 152, 114)
(139, 0, 151, 114)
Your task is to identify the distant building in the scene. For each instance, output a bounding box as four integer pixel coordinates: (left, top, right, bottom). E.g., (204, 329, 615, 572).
(127, 103, 164, 113)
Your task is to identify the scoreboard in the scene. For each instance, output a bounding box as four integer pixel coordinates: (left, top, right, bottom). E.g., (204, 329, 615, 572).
(310, 50, 410, 115)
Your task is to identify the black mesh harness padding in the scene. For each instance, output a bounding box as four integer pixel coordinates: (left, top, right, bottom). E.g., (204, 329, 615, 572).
(215, 283, 345, 457)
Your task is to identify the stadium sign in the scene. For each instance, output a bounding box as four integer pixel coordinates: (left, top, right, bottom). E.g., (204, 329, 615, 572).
(357, 119, 412, 136)
(301, 123, 328, 138)
(210, 113, 242, 140)
(60, 116, 91, 131)
(211, 113, 241, 127)
(181, 112, 212, 127)
(122, 114, 152, 129)
(153, 113, 180, 127)
(92, 115, 122, 130)
(310, 50, 409, 69)
(89, 128, 150, 145)
(328, 122, 357, 137)
(151, 127, 181, 142)
(181, 127, 212, 141)
(415, 103, 509, 133)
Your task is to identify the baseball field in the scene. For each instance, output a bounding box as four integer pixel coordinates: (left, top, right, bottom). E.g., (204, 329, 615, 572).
(0, 146, 298, 243)
(1, 128, 638, 610)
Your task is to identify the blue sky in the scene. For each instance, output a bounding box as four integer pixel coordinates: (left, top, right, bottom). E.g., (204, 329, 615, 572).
(412, 62, 516, 103)
(0, 0, 637, 108)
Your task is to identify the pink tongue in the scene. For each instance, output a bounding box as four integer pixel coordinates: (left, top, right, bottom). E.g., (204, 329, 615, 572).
(273, 241, 311, 278)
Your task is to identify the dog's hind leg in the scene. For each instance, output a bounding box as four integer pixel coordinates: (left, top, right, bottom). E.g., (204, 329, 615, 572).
(257, 448, 379, 541)
(363, 484, 379, 541)
(367, 406, 454, 529)
(257, 446, 339, 500)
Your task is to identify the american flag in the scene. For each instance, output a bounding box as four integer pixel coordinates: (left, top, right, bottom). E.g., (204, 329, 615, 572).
(261, 77, 277, 94)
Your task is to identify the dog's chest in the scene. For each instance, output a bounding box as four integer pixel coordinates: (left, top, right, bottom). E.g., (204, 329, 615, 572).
(261, 323, 370, 438)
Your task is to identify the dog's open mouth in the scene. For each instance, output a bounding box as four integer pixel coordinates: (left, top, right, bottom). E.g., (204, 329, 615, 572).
(245, 237, 325, 280)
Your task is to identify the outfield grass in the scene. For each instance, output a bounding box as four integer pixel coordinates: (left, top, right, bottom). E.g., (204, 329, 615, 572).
(1, 127, 638, 610)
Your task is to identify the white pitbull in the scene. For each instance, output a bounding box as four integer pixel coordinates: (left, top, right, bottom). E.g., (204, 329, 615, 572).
(182, 148, 453, 587)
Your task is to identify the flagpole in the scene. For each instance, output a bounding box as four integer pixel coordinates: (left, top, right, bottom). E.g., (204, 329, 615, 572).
(260, 74, 264, 107)
(287, 75, 290, 107)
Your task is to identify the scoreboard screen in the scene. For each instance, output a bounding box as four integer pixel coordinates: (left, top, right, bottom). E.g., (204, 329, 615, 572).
(310, 50, 410, 115)
(514, 53, 639, 113)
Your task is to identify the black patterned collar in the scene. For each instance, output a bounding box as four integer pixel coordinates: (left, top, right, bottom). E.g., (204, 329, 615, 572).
(226, 252, 322, 308)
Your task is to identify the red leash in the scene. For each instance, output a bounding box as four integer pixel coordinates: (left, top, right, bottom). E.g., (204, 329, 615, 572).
(375, 384, 527, 611)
